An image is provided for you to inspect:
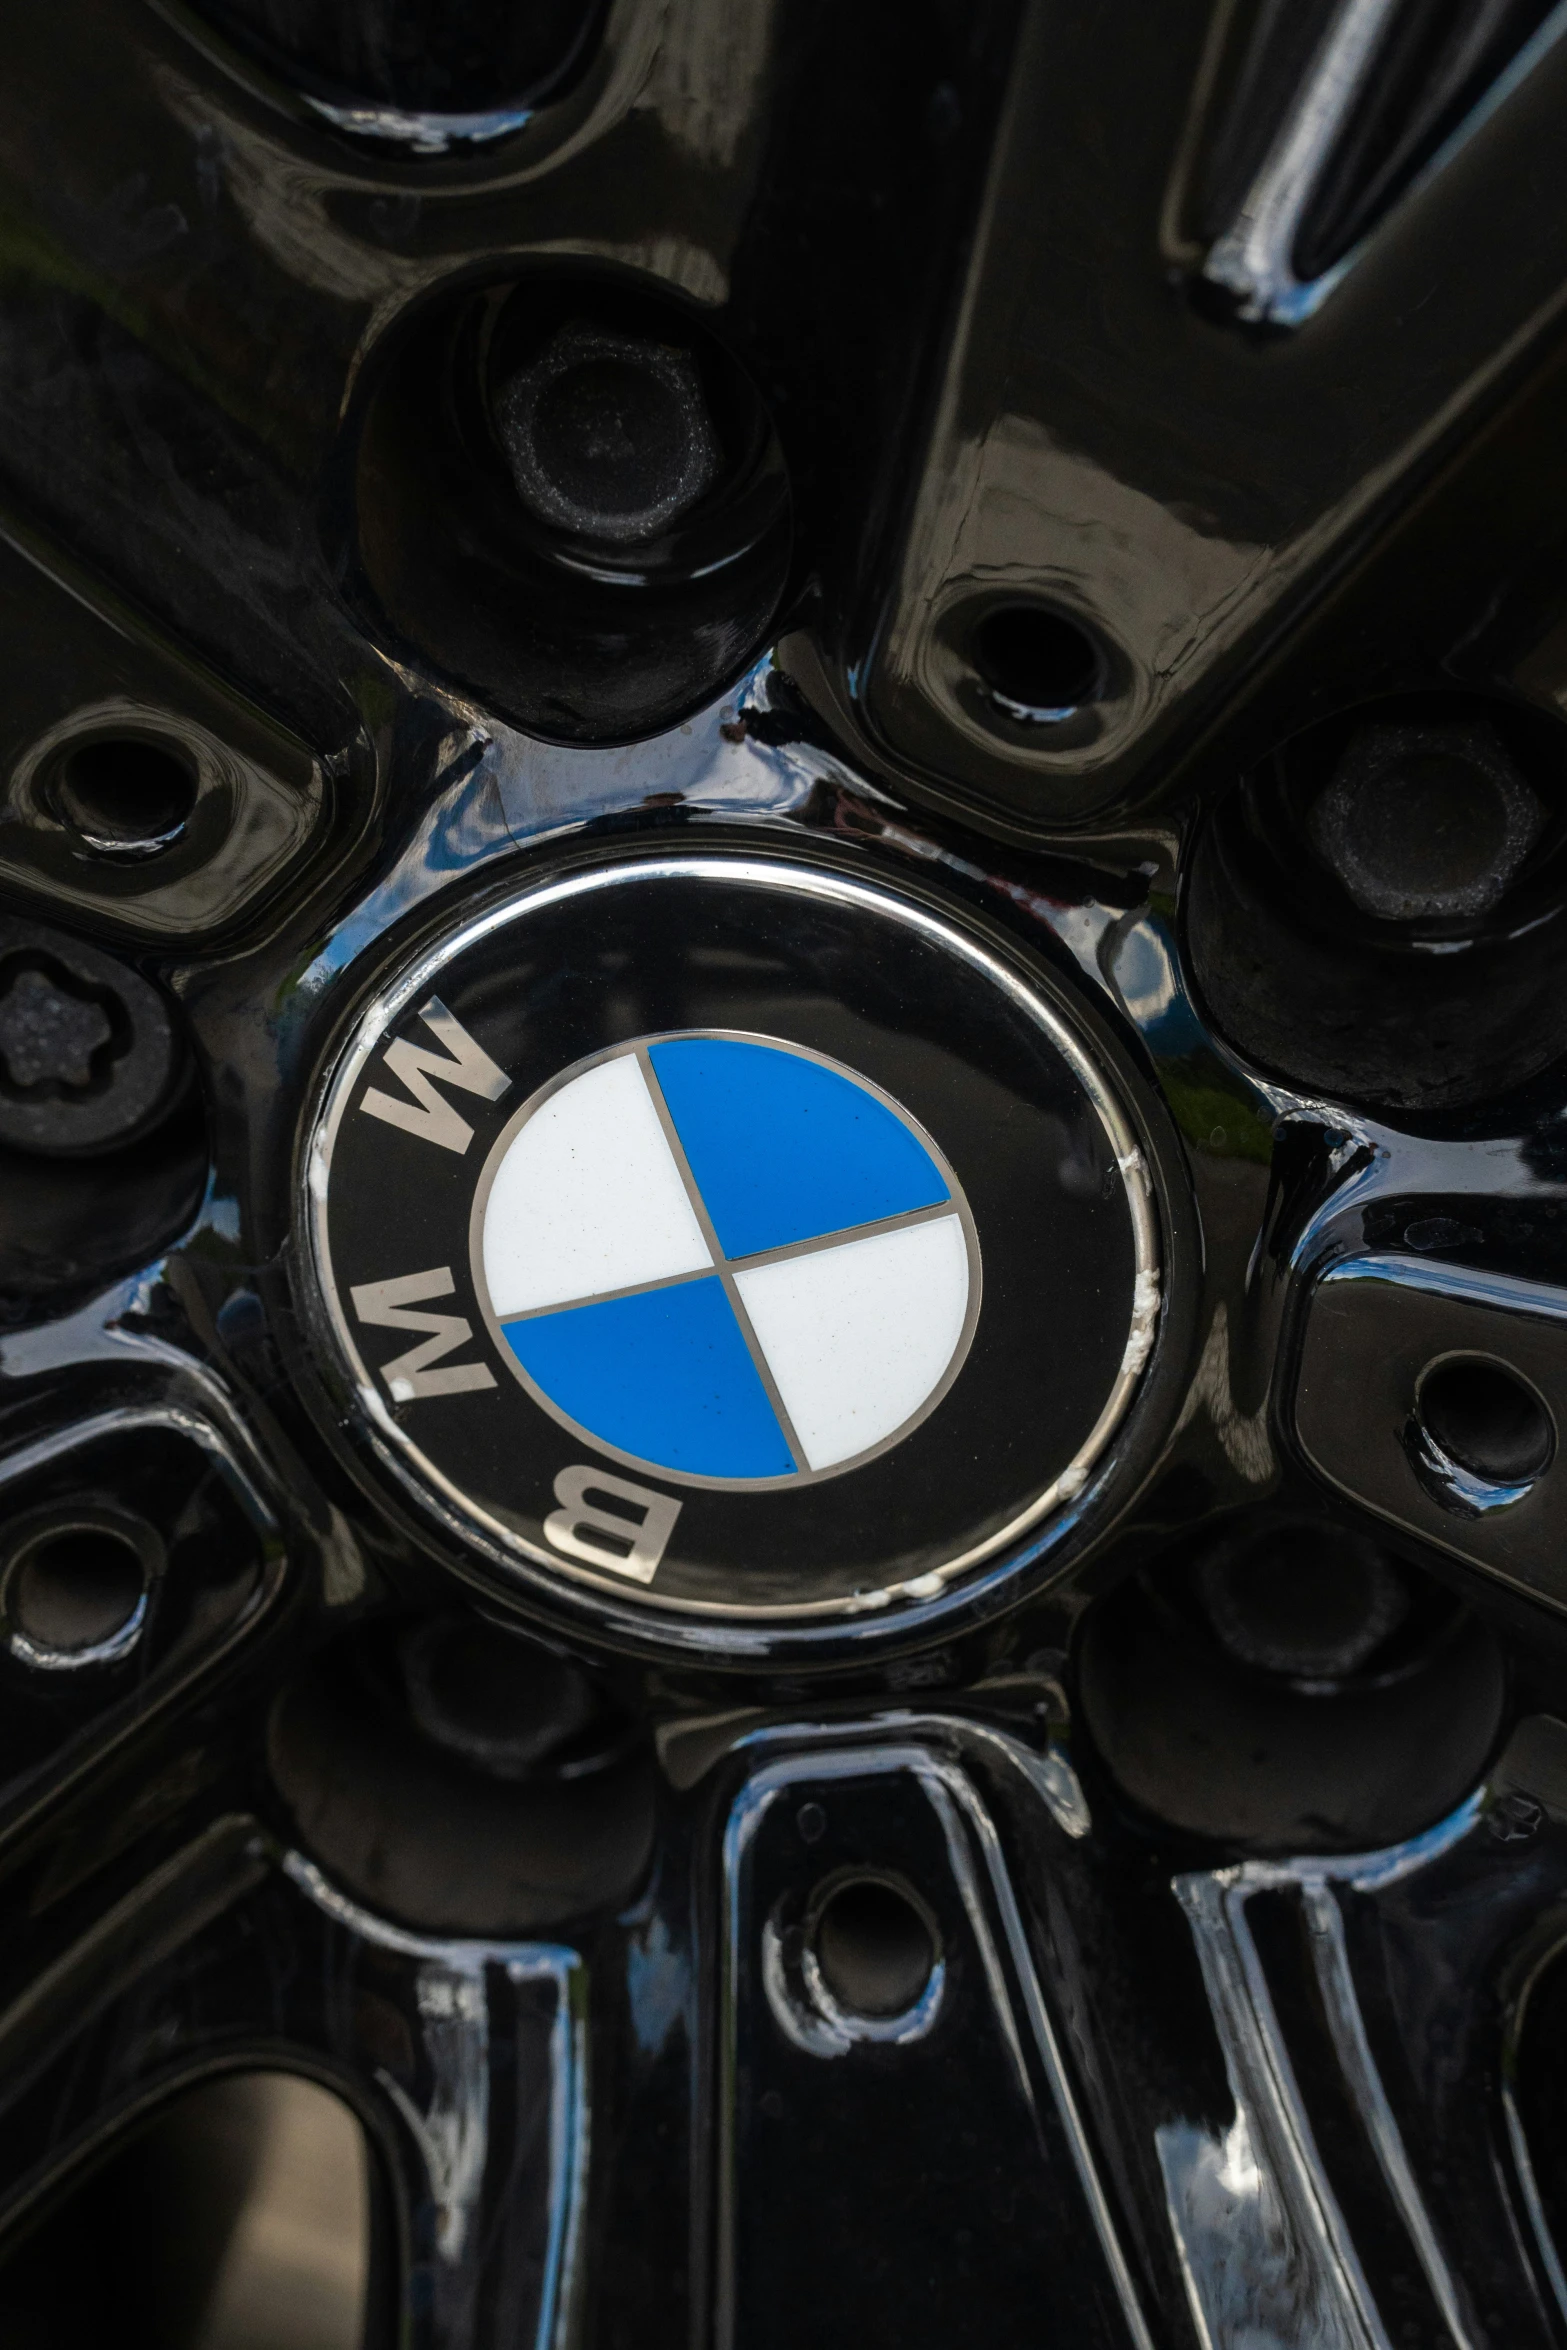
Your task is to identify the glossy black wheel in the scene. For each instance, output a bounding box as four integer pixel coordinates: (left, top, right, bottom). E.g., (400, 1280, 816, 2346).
(8, 4, 1567, 2346)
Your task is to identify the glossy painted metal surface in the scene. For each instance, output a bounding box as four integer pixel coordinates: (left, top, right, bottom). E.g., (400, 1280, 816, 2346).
(716, 1735, 1152, 2350)
(851, 1, 1567, 827)
(5, 0, 1567, 2340)
(1163, 1807, 1484, 2350)
(1195, 0, 1567, 328)
(1296, 1254, 1567, 1603)
(0, 1818, 588, 2348)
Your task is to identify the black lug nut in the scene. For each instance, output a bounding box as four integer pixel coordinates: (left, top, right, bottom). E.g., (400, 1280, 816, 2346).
(1197, 1518, 1408, 1681)
(494, 321, 722, 546)
(0, 920, 186, 1159)
(0, 968, 108, 1094)
(1488, 1791, 1545, 1844)
(350, 274, 790, 741)
(1308, 718, 1544, 922)
(398, 1613, 629, 1780)
(1078, 1523, 1505, 1850)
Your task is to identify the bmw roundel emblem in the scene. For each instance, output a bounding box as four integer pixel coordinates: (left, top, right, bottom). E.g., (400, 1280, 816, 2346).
(475, 1031, 980, 1488)
(302, 853, 1161, 1628)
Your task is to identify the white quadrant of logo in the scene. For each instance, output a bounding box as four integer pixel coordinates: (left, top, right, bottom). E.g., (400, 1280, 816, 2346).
(470, 1032, 981, 1487)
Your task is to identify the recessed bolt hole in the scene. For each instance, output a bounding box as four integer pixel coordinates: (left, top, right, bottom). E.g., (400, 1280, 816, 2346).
(10, 1524, 149, 1656)
(54, 737, 199, 858)
(811, 1876, 936, 2019)
(971, 604, 1105, 723)
(1417, 1357, 1554, 1485)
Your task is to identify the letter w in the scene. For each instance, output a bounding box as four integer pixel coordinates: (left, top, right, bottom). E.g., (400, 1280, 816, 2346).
(360, 998, 509, 1155)
(351, 1267, 497, 1402)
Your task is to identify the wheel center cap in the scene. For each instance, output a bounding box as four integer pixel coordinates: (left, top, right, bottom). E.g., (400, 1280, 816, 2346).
(301, 853, 1160, 1634)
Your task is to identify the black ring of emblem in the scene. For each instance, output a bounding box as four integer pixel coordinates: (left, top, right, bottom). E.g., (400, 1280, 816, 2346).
(300, 846, 1164, 1644)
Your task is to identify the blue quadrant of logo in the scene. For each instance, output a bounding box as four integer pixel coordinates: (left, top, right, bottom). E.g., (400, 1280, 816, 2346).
(647, 1037, 948, 1260)
(503, 1276, 795, 1479)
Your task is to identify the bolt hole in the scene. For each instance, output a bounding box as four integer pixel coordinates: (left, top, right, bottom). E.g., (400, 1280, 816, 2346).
(810, 1875, 937, 2020)
(1417, 1357, 1554, 1485)
(54, 737, 199, 857)
(8, 1521, 151, 1659)
(971, 604, 1105, 723)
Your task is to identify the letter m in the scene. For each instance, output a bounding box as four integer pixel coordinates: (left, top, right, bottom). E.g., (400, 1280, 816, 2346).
(360, 997, 509, 1155)
(351, 1268, 497, 1402)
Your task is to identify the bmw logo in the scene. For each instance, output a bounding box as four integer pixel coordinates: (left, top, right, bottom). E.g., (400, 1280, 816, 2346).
(302, 853, 1161, 1630)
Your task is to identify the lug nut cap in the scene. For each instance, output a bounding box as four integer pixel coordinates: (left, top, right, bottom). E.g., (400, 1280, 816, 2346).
(1309, 718, 1544, 923)
(495, 321, 722, 545)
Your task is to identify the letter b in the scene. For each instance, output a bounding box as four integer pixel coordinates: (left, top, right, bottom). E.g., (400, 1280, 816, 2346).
(543, 1465, 681, 1584)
